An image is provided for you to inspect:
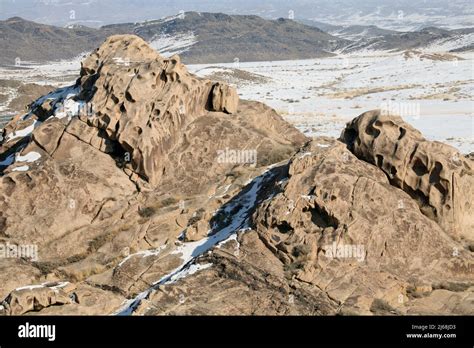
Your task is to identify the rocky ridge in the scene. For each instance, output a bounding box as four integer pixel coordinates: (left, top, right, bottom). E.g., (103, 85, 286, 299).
(0, 35, 472, 316)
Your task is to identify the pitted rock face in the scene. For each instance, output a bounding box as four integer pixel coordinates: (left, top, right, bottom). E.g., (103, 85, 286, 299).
(0, 34, 307, 315)
(0, 35, 241, 186)
(74, 35, 240, 186)
(340, 110, 474, 242)
(252, 140, 467, 277)
(1, 283, 73, 315)
(134, 138, 474, 316)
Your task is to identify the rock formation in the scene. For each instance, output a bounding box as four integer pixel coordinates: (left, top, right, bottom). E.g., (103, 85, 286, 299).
(0, 35, 472, 316)
(132, 137, 473, 315)
(340, 110, 474, 243)
(0, 35, 306, 315)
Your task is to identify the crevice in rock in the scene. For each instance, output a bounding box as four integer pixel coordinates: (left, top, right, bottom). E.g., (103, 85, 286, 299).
(309, 204, 339, 229)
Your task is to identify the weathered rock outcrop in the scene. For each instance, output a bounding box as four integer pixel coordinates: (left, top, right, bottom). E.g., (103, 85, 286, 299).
(132, 137, 473, 315)
(0, 35, 306, 315)
(0, 36, 471, 316)
(340, 110, 474, 243)
(33, 35, 241, 187)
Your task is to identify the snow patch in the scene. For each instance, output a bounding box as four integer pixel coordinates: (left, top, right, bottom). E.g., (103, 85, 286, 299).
(16, 151, 41, 163)
(118, 245, 168, 268)
(5, 120, 40, 141)
(14, 282, 69, 292)
(150, 32, 197, 57)
(425, 33, 474, 52)
(301, 195, 316, 200)
(168, 263, 213, 283)
(54, 98, 85, 120)
(4, 84, 83, 145)
(14, 284, 45, 291)
(12, 165, 29, 172)
(299, 152, 313, 159)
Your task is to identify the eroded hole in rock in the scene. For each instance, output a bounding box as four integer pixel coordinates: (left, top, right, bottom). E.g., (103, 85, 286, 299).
(111, 94, 119, 104)
(376, 154, 384, 168)
(134, 126, 143, 135)
(398, 127, 406, 140)
(403, 184, 437, 219)
(276, 221, 293, 234)
(429, 162, 448, 199)
(0, 213, 7, 237)
(125, 91, 135, 103)
(114, 120, 121, 134)
(365, 123, 381, 138)
(342, 127, 358, 150)
(429, 162, 442, 184)
(412, 159, 429, 176)
(305, 205, 339, 229)
(205, 85, 215, 111)
(159, 71, 168, 84)
(109, 141, 129, 168)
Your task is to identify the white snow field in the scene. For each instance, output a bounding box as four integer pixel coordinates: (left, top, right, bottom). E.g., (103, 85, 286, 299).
(0, 54, 84, 86)
(191, 51, 474, 154)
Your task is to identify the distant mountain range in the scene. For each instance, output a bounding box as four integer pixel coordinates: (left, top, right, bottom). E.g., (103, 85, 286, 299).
(301, 19, 474, 53)
(0, 13, 349, 66)
(0, 12, 473, 66)
(1, 0, 472, 30)
(105, 12, 350, 63)
(0, 17, 110, 65)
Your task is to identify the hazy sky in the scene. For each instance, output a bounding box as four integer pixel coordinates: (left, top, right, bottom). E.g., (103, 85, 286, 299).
(0, 0, 472, 29)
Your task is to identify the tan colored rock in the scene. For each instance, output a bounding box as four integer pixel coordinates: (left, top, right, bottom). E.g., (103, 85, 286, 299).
(0, 259, 41, 301)
(137, 137, 473, 316)
(31, 118, 66, 155)
(185, 220, 210, 242)
(210, 82, 239, 114)
(75, 35, 240, 186)
(340, 110, 474, 242)
(253, 139, 472, 282)
(1, 282, 72, 315)
(406, 289, 474, 315)
(0, 34, 305, 315)
(2, 33, 469, 317)
(23, 284, 126, 315)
